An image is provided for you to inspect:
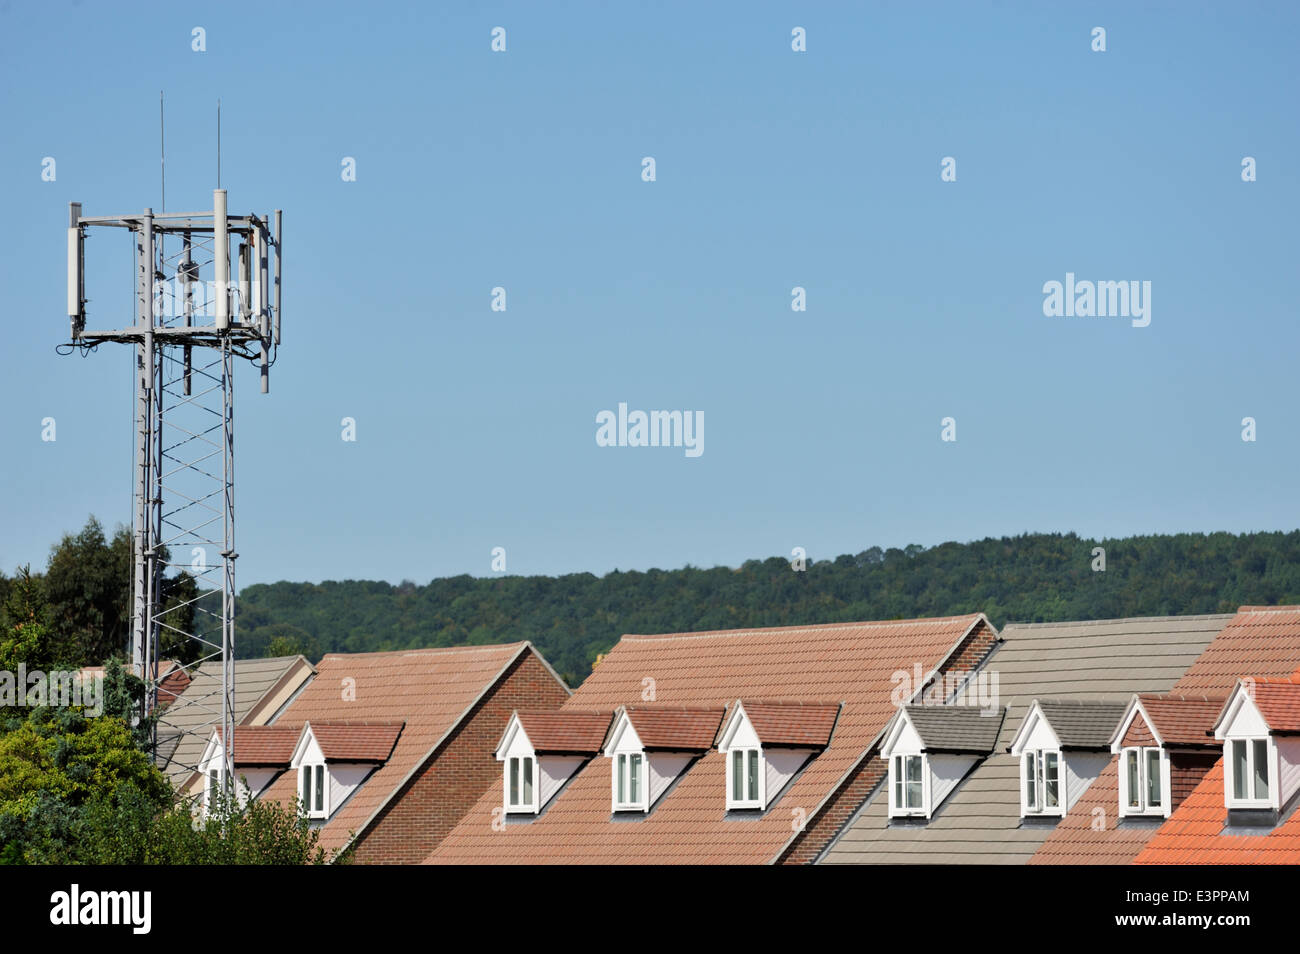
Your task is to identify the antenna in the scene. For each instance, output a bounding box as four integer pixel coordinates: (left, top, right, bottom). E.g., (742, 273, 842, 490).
(160, 91, 165, 214)
(63, 182, 285, 798)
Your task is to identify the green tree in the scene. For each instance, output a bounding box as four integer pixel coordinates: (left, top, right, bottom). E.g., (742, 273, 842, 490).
(43, 517, 131, 667)
(71, 784, 340, 865)
(258, 625, 320, 662)
(42, 516, 201, 668)
(0, 566, 57, 673)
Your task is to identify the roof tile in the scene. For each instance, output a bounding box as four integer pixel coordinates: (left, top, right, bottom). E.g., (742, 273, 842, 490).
(625, 706, 725, 750)
(260, 643, 534, 854)
(429, 614, 991, 865)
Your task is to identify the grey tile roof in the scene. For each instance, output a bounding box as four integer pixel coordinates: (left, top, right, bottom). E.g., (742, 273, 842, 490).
(903, 704, 1005, 754)
(1033, 699, 1128, 749)
(820, 613, 1232, 865)
(154, 655, 314, 789)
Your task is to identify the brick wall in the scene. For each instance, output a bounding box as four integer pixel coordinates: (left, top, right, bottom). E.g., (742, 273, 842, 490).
(350, 650, 569, 864)
(777, 618, 1001, 864)
(1170, 750, 1219, 809)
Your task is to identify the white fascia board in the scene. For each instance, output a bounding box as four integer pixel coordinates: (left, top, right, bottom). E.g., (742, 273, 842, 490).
(1009, 701, 1060, 756)
(1213, 680, 1264, 740)
(496, 712, 531, 762)
(198, 730, 222, 772)
(881, 708, 922, 759)
(289, 723, 318, 768)
(604, 709, 643, 757)
(717, 700, 752, 753)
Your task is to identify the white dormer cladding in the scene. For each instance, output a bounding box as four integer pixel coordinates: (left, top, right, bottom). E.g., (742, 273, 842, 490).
(197, 730, 268, 814)
(879, 710, 977, 820)
(716, 701, 816, 812)
(1109, 697, 1171, 819)
(1213, 680, 1300, 813)
(603, 710, 694, 813)
(1009, 702, 1111, 818)
(289, 723, 377, 822)
(495, 713, 587, 815)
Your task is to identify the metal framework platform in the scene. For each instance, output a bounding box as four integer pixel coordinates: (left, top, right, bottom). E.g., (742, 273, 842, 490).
(65, 190, 283, 798)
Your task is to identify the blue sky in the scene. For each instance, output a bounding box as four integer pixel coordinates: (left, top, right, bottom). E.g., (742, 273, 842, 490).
(2, 2, 1297, 587)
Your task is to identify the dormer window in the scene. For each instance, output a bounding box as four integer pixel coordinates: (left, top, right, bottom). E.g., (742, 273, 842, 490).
(1210, 678, 1300, 818)
(288, 721, 403, 823)
(604, 705, 725, 815)
(882, 704, 1003, 821)
(1023, 749, 1060, 813)
(605, 713, 651, 813)
(1228, 738, 1270, 806)
(197, 724, 298, 820)
(615, 752, 645, 809)
(299, 763, 328, 818)
(497, 710, 612, 816)
(892, 754, 924, 813)
(507, 755, 537, 812)
(729, 748, 762, 809)
(1010, 699, 1128, 820)
(718, 700, 840, 813)
(1122, 747, 1164, 813)
(1110, 693, 1221, 819)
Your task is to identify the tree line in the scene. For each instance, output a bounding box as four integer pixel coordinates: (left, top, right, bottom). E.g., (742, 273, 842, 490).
(9, 518, 1300, 688)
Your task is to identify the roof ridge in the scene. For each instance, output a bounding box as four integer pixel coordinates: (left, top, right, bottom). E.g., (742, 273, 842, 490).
(620, 613, 983, 642)
(740, 698, 843, 708)
(318, 642, 527, 662)
(625, 703, 728, 711)
(1002, 613, 1234, 631)
(1036, 697, 1130, 706)
(904, 702, 996, 712)
(1234, 605, 1300, 614)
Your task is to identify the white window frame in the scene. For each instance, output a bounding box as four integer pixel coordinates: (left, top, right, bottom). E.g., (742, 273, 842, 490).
(504, 754, 538, 814)
(725, 746, 764, 811)
(205, 769, 219, 816)
(889, 753, 928, 818)
(1118, 746, 1168, 817)
(1020, 748, 1064, 817)
(299, 762, 328, 819)
(612, 750, 648, 812)
(1225, 736, 1273, 809)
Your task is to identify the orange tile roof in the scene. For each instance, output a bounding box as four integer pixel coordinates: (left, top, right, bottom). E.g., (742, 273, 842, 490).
(1173, 606, 1300, 694)
(215, 725, 300, 766)
(427, 613, 991, 865)
(1028, 757, 1161, 866)
(1134, 757, 1300, 864)
(78, 659, 190, 707)
(1245, 678, 1300, 733)
(156, 662, 192, 708)
(259, 642, 538, 855)
(625, 706, 725, 750)
(309, 721, 404, 762)
(516, 710, 612, 754)
(1035, 609, 1300, 867)
(742, 701, 841, 747)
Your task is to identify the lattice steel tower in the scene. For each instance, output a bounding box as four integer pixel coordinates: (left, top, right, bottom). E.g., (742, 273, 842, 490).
(64, 190, 283, 792)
